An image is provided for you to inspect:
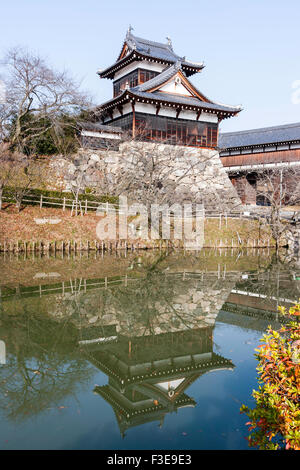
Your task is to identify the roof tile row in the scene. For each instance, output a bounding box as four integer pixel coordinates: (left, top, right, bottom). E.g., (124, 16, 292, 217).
(219, 122, 300, 148)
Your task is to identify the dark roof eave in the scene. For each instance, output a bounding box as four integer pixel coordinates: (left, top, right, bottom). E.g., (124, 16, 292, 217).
(98, 91, 240, 119)
(220, 139, 300, 152)
(98, 50, 137, 78)
(98, 51, 204, 79)
(219, 122, 300, 149)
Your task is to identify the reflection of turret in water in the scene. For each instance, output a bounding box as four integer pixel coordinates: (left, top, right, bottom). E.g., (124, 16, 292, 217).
(81, 326, 234, 437)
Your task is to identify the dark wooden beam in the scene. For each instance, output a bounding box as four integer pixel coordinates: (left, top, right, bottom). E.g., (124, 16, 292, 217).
(117, 104, 123, 116)
(131, 101, 136, 138)
(156, 104, 161, 116)
(176, 107, 182, 119)
(196, 110, 201, 121)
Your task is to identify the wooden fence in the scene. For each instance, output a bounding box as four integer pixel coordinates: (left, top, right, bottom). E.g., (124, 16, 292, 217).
(1, 191, 276, 251)
(3, 191, 263, 219)
(0, 237, 276, 253)
(0, 270, 295, 302)
(3, 192, 117, 214)
(0, 239, 170, 253)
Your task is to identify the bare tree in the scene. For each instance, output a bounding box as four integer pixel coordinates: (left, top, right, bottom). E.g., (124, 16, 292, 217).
(0, 77, 7, 141)
(0, 142, 14, 210)
(63, 146, 93, 216)
(255, 167, 300, 250)
(90, 130, 239, 213)
(0, 143, 44, 212)
(8, 154, 50, 211)
(1, 47, 91, 151)
(66, 168, 87, 216)
(50, 117, 82, 157)
(56, 123, 241, 218)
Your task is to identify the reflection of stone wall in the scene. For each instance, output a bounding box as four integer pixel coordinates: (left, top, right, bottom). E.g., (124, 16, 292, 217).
(51, 141, 241, 210)
(48, 275, 239, 337)
(285, 228, 300, 254)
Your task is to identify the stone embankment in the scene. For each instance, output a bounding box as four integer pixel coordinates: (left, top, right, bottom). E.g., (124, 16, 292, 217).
(51, 141, 241, 211)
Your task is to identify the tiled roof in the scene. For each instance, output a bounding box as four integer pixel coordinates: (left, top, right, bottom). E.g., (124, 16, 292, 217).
(98, 38, 241, 118)
(99, 31, 204, 78)
(98, 88, 240, 115)
(133, 62, 182, 92)
(129, 90, 241, 114)
(219, 122, 300, 149)
(131, 62, 241, 113)
(78, 121, 123, 133)
(126, 32, 204, 70)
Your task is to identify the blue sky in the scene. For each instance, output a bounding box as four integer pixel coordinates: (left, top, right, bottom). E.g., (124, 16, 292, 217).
(0, 0, 299, 132)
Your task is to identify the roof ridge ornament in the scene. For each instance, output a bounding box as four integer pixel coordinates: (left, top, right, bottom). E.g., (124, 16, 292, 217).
(166, 36, 173, 49)
(126, 25, 136, 50)
(127, 25, 134, 36)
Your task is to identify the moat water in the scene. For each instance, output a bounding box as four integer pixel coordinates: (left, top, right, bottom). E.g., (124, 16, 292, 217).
(0, 248, 299, 450)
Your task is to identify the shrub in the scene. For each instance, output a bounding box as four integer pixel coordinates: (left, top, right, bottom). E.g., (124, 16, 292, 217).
(240, 302, 300, 450)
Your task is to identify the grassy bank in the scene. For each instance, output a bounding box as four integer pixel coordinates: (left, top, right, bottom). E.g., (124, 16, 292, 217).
(0, 204, 274, 248)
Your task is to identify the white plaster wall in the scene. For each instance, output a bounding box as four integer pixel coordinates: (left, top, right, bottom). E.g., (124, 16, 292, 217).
(135, 103, 177, 118)
(81, 131, 121, 140)
(114, 61, 165, 81)
(104, 103, 219, 124)
(199, 112, 218, 124)
(111, 103, 132, 119)
(135, 102, 157, 115)
(159, 107, 178, 118)
(159, 80, 192, 96)
(178, 109, 198, 121)
(123, 104, 200, 121)
(277, 145, 289, 150)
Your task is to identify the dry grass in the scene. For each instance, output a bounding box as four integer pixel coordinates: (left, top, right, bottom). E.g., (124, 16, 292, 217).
(0, 204, 103, 244)
(203, 217, 272, 246)
(0, 204, 273, 246)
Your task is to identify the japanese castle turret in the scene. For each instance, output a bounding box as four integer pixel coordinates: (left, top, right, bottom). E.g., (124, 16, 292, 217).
(82, 27, 242, 149)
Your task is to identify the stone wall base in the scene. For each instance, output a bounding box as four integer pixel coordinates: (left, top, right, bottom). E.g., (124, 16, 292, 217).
(51, 141, 242, 211)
